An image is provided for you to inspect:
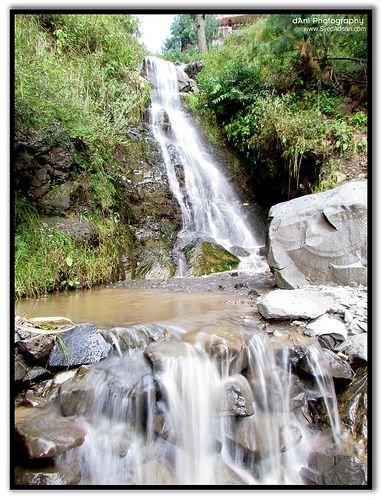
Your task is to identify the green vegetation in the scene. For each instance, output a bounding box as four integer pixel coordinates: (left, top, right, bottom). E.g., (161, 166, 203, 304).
(182, 241, 240, 276)
(15, 14, 149, 298)
(185, 14, 368, 204)
(162, 14, 218, 62)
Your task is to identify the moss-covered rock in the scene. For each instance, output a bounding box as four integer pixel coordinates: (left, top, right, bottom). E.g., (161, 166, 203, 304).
(182, 239, 240, 277)
(134, 246, 176, 280)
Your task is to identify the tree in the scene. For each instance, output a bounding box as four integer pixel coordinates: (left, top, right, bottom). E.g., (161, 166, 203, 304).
(196, 14, 207, 54)
(163, 14, 218, 56)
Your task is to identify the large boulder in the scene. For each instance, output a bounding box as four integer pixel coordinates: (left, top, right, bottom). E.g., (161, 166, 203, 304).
(267, 181, 367, 289)
(48, 323, 111, 367)
(182, 239, 240, 277)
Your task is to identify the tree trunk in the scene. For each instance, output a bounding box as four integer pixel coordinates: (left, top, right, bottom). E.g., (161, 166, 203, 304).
(196, 14, 208, 54)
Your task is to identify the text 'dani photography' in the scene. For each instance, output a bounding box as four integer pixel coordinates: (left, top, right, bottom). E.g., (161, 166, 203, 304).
(12, 10, 370, 489)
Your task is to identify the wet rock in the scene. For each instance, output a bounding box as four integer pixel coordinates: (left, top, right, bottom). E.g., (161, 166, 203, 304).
(15, 460, 81, 486)
(23, 366, 51, 383)
(337, 334, 367, 363)
(338, 366, 368, 455)
(299, 348, 353, 380)
(134, 247, 176, 280)
(279, 424, 303, 452)
(59, 375, 96, 416)
(23, 391, 48, 408)
(305, 314, 348, 341)
(216, 460, 252, 485)
(144, 340, 190, 372)
(301, 452, 367, 485)
(15, 407, 85, 459)
(48, 323, 111, 367)
(141, 459, 176, 485)
(183, 325, 253, 374)
(107, 323, 172, 352)
(229, 245, 250, 258)
(15, 352, 29, 382)
(224, 374, 254, 417)
(226, 414, 258, 457)
(17, 326, 56, 361)
(182, 238, 240, 277)
(257, 289, 337, 320)
(52, 368, 79, 385)
(267, 181, 367, 289)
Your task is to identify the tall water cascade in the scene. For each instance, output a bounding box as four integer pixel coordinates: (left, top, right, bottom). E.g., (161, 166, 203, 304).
(144, 56, 267, 273)
(21, 57, 361, 488)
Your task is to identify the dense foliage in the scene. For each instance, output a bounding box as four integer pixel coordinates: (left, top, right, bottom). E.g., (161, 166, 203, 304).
(14, 14, 149, 298)
(187, 14, 368, 204)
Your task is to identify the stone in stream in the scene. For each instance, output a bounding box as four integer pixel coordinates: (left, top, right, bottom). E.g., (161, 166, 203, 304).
(304, 314, 348, 341)
(141, 459, 176, 485)
(300, 452, 367, 485)
(15, 352, 29, 382)
(15, 460, 81, 486)
(23, 366, 51, 383)
(183, 325, 253, 374)
(16, 327, 56, 361)
(337, 334, 367, 363)
(144, 340, 191, 372)
(267, 180, 367, 289)
(105, 323, 170, 352)
(257, 289, 338, 320)
(338, 366, 368, 456)
(298, 348, 354, 380)
(15, 407, 86, 459)
(48, 323, 111, 367)
(59, 374, 96, 417)
(224, 374, 254, 417)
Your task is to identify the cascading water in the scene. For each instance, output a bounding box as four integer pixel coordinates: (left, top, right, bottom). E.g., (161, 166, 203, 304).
(47, 57, 352, 487)
(56, 324, 346, 486)
(145, 56, 267, 274)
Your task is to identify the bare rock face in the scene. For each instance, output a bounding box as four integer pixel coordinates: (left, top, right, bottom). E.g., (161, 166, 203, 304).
(267, 181, 367, 289)
(15, 460, 81, 486)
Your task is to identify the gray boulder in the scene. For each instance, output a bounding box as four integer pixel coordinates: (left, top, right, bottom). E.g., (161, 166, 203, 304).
(15, 407, 85, 459)
(267, 181, 367, 289)
(49, 323, 111, 367)
(257, 289, 337, 320)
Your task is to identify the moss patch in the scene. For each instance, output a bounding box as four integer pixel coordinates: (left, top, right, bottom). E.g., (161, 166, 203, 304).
(182, 240, 240, 277)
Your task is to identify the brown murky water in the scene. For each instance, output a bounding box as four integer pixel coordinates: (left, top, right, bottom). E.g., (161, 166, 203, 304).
(15, 287, 254, 329)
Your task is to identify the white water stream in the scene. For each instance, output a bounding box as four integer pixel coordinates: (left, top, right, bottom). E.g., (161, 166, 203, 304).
(145, 56, 267, 273)
(52, 58, 347, 486)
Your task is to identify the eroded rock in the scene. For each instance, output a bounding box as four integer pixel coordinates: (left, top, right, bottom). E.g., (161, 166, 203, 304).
(267, 181, 367, 289)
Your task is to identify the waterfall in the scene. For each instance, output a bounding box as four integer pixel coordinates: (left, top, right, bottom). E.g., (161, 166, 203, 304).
(55, 325, 344, 486)
(145, 56, 267, 273)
